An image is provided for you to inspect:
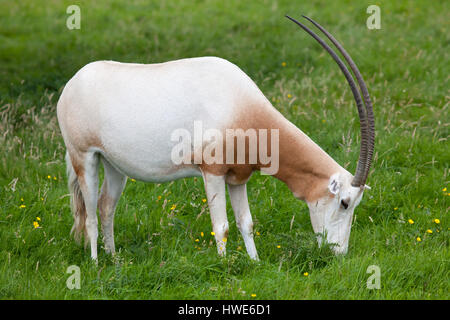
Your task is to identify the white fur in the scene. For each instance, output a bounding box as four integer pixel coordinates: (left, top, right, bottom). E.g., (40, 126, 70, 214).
(307, 172, 364, 254)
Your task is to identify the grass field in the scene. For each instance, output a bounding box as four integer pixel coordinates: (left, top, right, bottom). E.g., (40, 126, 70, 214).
(0, 0, 448, 299)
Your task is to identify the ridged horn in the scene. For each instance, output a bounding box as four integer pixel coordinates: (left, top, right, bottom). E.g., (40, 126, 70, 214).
(285, 15, 374, 187)
(301, 15, 375, 187)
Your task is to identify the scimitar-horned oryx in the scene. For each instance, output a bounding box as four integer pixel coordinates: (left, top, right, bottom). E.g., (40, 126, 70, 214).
(57, 15, 374, 261)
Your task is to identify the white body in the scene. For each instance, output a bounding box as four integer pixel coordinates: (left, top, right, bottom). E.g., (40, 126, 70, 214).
(57, 57, 364, 261)
(59, 58, 258, 181)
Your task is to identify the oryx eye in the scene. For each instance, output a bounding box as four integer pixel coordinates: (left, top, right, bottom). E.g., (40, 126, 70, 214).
(341, 199, 349, 210)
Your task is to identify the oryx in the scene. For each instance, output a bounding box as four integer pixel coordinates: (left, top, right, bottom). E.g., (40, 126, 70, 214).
(57, 16, 374, 260)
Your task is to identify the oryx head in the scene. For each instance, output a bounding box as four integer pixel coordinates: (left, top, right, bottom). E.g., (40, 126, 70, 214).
(308, 171, 369, 254)
(287, 15, 375, 254)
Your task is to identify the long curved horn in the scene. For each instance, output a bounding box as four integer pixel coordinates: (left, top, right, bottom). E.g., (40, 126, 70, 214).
(301, 15, 375, 186)
(285, 15, 370, 187)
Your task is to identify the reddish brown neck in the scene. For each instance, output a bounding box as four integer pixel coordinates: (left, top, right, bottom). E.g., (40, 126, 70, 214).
(227, 101, 343, 200)
(270, 114, 342, 202)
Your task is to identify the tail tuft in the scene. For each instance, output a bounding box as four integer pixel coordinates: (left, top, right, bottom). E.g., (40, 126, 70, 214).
(66, 152, 87, 244)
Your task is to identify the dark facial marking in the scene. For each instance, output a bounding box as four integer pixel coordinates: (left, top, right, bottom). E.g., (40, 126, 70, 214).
(341, 199, 349, 210)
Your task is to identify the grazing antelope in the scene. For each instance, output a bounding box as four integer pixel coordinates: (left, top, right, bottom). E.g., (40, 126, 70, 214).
(57, 15, 374, 261)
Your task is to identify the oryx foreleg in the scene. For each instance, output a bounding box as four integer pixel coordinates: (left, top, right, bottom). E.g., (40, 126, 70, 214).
(202, 172, 229, 257)
(228, 183, 259, 260)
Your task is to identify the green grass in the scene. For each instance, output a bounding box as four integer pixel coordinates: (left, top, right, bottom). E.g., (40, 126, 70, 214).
(0, 0, 448, 299)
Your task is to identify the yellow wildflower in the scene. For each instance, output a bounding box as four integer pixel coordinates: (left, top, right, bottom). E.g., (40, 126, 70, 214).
(434, 219, 440, 224)
(251, 293, 256, 298)
(281, 62, 286, 67)
(20, 197, 24, 202)
(416, 237, 421, 242)
(394, 207, 398, 211)
(256, 231, 260, 236)
(408, 219, 414, 224)
(131, 178, 136, 182)
(202, 198, 207, 203)
(276, 245, 281, 249)
(47, 175, 51, 179)
(442, 187, 447, 192)
(303, 272, 309, 277)
(211, 232, 215, 236)
(195, 239, 199, 242)
(19, 204, 26, 209)
(287, 94, 292, 99)
(170, 204, 176, 210)
(426, 229, 432, 234)
(36, 217, 41, 221)
(200, 232, 204, 237)
(53, 176, 57, 180)
(222, 237, 227, 243)
(33, 221, 39, 229)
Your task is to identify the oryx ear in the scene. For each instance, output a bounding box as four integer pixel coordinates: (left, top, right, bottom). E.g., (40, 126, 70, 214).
(328, 173, 340, 195)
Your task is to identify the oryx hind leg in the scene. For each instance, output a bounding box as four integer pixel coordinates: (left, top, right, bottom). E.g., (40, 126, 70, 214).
(227, 183, 259, 261)
(76, 151, 100, 260)
(98, 157, 126, 255)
